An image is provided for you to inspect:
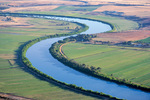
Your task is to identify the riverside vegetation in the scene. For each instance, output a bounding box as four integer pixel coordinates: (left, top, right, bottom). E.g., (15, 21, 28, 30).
(0, 16, 103, 100)
(0, 12, 139, 99)
(50, 34, 150, 92)
(21, 31, 120, 100)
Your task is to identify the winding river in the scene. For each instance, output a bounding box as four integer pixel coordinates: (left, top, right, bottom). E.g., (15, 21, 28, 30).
(12, 14, 150, 100)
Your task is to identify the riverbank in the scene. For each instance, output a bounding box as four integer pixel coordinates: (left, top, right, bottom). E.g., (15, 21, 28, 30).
(50, 36, 150, 92)
(0, 15, 101, 100)
(21, 33, 120, 100)
(0, 12, 148, 99)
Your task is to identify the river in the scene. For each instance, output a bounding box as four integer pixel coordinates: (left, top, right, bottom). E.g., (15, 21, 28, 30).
(14, 14, 150, 100)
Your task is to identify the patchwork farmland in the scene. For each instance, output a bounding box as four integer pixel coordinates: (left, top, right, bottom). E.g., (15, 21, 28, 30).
(62, 43, 150, 87)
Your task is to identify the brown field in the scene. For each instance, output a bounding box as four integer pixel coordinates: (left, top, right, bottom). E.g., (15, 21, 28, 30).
(82, 0, 150, 5)
(2, 5, 59, 12)
(0, 92, 32, 100)
(94, 5, 150, 18)
(93, 30, 150, 43)
(0, 54, 16, 59)
(1, 0, 150, 18)
(0, 17, 33, 27)
(0, 0, 83, 12)
(0, 0, 82, 7)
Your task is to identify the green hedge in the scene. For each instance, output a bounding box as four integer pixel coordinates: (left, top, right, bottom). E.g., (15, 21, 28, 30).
(20, 24, 121, 99)
(50, 37, 150, 92)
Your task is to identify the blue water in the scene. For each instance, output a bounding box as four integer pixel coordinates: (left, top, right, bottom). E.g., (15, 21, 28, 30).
(26, 15, 150, 100)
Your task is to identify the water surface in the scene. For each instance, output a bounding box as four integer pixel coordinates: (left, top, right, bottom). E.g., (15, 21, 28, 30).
(26, 15, 150, 100)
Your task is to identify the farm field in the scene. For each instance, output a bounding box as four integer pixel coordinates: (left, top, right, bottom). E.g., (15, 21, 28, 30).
(19, 11, 139, 32)
(82, 0, 150, 5)
(0, 16, 101, 99)
(93, 30, 150, 43)
(0, 61, 100, 100)
(136, 37, 150, 43)
(1, 0, 150, 99)
(0, 16, 81, 36)
(62, 43, 150, 87)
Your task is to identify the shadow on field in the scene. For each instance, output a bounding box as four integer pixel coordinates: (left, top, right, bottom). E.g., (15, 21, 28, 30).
(15, 41, 110, 100)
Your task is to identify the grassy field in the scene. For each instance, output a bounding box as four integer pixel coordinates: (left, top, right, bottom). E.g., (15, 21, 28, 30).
(53, 5, 100, 11)
(62, 43, 150, 87)
(136, 37, 150, 43)
(0, 6, 140, 99)
(0, 60, 100, 100)
(0, 17, 101, 99)
(19, 10, 139, 32)
(0, 16, 81, 36)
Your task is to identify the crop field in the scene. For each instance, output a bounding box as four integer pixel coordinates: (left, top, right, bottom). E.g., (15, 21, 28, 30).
(93, 30, 150, 43)
(0, 62, 100, 100)
(82, 0, 150, 5)
(62, 43, 150, 87)
(136, 37, 150, 43)
(0, 16, 101, 99)
(0, 16, 81, 36)
(94, 5, 150, 18)
(53, 5, 100, 12)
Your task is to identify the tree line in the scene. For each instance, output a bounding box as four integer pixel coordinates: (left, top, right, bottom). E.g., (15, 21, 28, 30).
(50, 35, 150, 92)
(21, 31, 121, 100)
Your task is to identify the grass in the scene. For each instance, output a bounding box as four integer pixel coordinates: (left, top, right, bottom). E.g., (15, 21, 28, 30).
(0, 33, 36, 54)
(62, 43, 150, 87)
(19, 10, 139, 32)
(0, 17, 100, 99)
(53, 5, 100, 11)
(0, 17, 81, 36)
(136, 37, 150, 43)
(0, 64, 100, 100)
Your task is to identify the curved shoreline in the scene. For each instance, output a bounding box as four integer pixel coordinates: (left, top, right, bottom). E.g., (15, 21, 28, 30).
(21, 30, 119, 100)
(51, 39, 150, 92)
(0, 12, 116, 32)
(2, 13, 149, 99)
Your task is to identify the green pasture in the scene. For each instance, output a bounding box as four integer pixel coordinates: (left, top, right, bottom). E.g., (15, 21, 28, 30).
(0, 33, 36, 54)
(62, 43, 150, 87)
(0, 17, 81, 36)
(20, 10, 139, 32)
(0, 62, 100, 100)
(53, 5, 99, 11)
(136, 37, 150, 43)
(0, 17, 99, 99)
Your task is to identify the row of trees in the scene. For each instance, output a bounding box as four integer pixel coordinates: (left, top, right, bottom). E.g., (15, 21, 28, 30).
(21, 30, 120, 100)
(50, 42, 102, 74)
(50, 35, 150, 92)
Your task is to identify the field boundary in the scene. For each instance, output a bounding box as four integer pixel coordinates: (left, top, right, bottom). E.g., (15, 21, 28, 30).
(0, 12, 117, 32)
(21, 31, 120, 100)
(50, 37, 150, 92)
(8, 13, 122, 99)
(59, 42, 73, 58)
(0, 92, 33, 100)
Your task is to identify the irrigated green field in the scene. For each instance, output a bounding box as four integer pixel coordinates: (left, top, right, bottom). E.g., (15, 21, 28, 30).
(0, 17, 101, 99)
(62, 43, 150, 87)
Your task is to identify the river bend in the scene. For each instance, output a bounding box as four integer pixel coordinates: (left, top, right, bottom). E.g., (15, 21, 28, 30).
(25, 15, 150, 100)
